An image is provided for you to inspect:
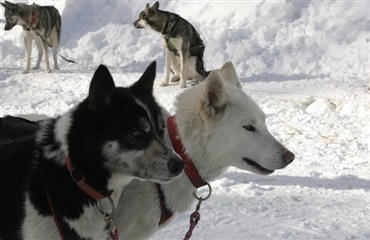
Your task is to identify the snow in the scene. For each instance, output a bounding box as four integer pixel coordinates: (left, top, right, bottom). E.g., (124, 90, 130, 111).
(1, 1, 369, 239)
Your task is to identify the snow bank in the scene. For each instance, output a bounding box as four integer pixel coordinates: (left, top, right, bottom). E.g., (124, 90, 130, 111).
(1, 1, 369, 84)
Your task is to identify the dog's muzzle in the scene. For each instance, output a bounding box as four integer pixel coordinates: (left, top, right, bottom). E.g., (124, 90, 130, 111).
(243, 158, 274, 174)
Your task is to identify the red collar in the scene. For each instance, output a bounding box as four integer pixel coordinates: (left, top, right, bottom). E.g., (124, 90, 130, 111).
(167, 116, 207, 188)
(29, 7, 36, 29)
(65, 153, 111, 200)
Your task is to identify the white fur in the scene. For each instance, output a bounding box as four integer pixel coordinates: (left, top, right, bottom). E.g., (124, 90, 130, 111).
(115, 61, 295, 239)
(22, 197, 59, 239)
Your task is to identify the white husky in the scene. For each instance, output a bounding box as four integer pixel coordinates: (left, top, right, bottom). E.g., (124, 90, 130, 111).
(115, 61, 295, 239)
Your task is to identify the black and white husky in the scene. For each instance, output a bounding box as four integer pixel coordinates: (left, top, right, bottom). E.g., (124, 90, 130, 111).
(1, 1, 61, 73)
(0, 62, 184, 239)
(134, 1, 209, 88)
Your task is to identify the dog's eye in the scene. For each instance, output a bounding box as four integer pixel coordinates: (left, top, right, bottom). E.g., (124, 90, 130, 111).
(139, 118, 150, 133)
(243, 124, 255, 132)
(159, 118, 166, 133)
(131, 128, 141, 137)
(160, 121, 166, 134)
(139, 12, 147, 19)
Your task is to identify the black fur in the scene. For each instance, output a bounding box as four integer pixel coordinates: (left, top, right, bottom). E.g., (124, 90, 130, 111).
(0, 62, 170, 239)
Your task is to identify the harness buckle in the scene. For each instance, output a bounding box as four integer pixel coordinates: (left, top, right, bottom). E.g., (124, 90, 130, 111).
(97, 196, 118, 240)
(70, 169, 85, 183)
(97, 195, 115, 219)
(192, 182, 212, 201)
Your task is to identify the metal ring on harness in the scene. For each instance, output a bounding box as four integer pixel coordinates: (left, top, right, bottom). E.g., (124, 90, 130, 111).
(97, 195, 115, 219)
(192, 182, 212, 201)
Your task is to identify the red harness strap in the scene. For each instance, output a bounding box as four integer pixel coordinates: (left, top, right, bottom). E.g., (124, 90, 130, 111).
(46, 154, 118, 240)
(45, 190, 67, 240)
(156, 183, 174, 225)
(65, 154, 108, 200)
(29, 7, 36, 29)
(167, 116, 207, 188)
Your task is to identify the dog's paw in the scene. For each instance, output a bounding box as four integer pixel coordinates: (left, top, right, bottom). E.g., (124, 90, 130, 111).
(180, 83, 187, 88)
(171, 76, 180, 82)
(46, 69, 52, 73)
(22, 69, 30, 74)
(160, 82, 169, 87)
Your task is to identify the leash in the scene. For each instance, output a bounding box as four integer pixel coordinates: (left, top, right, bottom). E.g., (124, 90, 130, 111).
(184, 185, 212, 240)
(167, 115, 213, 240)
(33, 30, 77, 64)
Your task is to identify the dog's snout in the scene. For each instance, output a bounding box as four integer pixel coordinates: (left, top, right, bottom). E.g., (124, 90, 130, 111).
(283, 149, 295, 165)
(167, 156, 184, 177)
(133, 20, 140, 28)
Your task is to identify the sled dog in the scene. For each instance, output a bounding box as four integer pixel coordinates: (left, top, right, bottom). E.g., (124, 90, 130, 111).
(115, 62, 295, 239)
(134, 1, 208, 88)
(0, 62, 184, 239)
(1, 1, 61, 73)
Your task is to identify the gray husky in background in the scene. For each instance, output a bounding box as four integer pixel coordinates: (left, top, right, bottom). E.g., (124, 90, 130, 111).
(1, 1, 61, 73)
(134, 1, 208, 88)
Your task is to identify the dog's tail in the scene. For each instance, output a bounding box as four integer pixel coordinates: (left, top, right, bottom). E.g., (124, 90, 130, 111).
(54, 9, 62, 44)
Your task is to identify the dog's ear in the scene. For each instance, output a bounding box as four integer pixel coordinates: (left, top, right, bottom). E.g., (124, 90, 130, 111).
(145, 3, 150, 14)
(88, 65, 116, 112)
(2, 1, 15, 11)
(131, 61, 156, 94)
(199, 70, 229, 118)
(152, 1, 159, 10)
(218, 61, 242, 89)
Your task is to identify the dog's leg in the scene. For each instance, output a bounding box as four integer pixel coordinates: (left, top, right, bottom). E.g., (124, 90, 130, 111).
(179, 49, 188, 88)
(33, 38, 43, 70)
(23, 31, 33, 74)
(40, 38, 51, 73)
(50, 30, 60, 70)
(161, 47, 171, 87)
(170, 56, 181, 82)
(52, 46, 59, 70)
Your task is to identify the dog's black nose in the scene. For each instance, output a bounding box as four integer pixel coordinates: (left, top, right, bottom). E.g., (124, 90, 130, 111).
(283, 149, 295, 165)
(167, 156, 184, 177)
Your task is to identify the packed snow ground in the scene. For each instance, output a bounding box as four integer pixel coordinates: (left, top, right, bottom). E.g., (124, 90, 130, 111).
(1, 1, 369, 239)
